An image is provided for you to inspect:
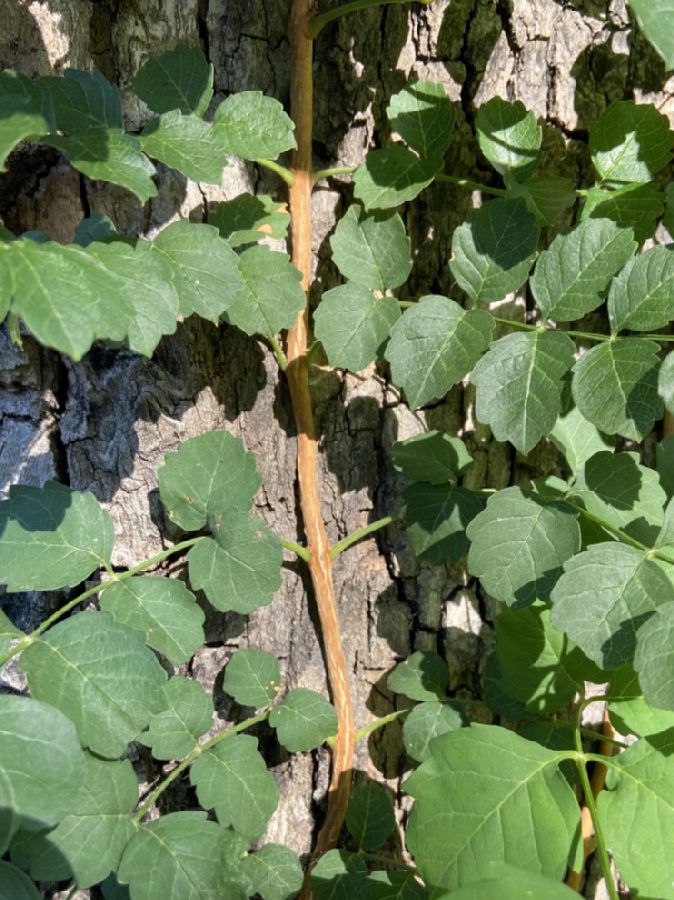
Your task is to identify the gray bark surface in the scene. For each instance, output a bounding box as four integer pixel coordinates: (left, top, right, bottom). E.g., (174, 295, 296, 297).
(1, 0, 672, 895)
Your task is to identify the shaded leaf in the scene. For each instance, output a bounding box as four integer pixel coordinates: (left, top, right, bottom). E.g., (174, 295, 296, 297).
(140, 111, 226, 183)
(590, 100, 672, 185)
(223, 648, 281, 708)
(387, 651, 448, 702)
(506, 175, 577, 226)
(354, 147, 439, 210)
(73, 213, 118, 246)
(141, 676, 213, 760)
(549, 407, 612, 475)
(608, 244, 674, 332)
(330, 205, 411, 290)
(365, 870, 427, 900)
(402, 700, 465, 762)
(386, 81, 455, 160)
(209, 193, 289, 246)
(241, 844, 303, 900)
(628, 1, 674, 69)
(311, 850, 368, 900)
(0, 70, 50, 170)
(659, 349, 674, 415)
(0, 863, 41, 900)
(580, 182, 664, 243)
(607, 666, 674, 737)
(212, 91, 296, 160)
(346, 783, 396, 850)
(401, 483, 482, 564)
(390, 431, 473, 485)
(40, 69, 122, 132)
(269, 688, 337, 751)
(440, 863, 580, 899)
(476, 97, 541, 179)
(132, 45, 213, 116)
(385, 295, 494, 408)
(634, 603, 674, 711)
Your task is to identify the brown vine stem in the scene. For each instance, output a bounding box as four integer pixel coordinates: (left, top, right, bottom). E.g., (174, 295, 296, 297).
(286, 0, 356, 890)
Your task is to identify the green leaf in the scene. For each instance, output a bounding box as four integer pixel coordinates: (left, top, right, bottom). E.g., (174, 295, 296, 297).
(73, 213, 118, 246)
(590, 100, 672, 185)
(118, 812, 245, 900)
(549, 408, 612, 475)
(140, 111, 226, 183)
(608, 245, 674, 333)
(628, 0, 674, 68)
(390, 431, 473, 485)
(158, 430, 261, 531)
(100, 576, 205, 666)
(449, 199, 539, 303)
(46, 129, 157, 202)
(311, 850, 368, 899)
(570, 450, 666, 542)
(405, 725, 580, 893)
(225, 244, 305, 338)
(0, 609, 21, 658)
(209, 193, 289, 246)
(191, 733, 278, 841)
(385, 295, 494, 409)
(550, 543, 674, 669)
(470, 331, 576, 454)
(633, 603, 674, 711)
(659, 350, 674, 416)
(346, 783, 396, 851)
(495, 604, 602, 714)
(386, 81, 455, 160)
(16, 755, 137, 888)
(483, 652, 529, 720)
(530, 218, 637, 321)
(440, 863, 580, 899)
(0, 695, 85, 829)
(402, 700, 465, 762)
(353, 147, 439, 210)
(141, 676, 213, 760)
(212, 91, 296, 160)
(0, 70, 50, 170)
(466, 487, 581, 608)
(40, 69, 122, 131)
(476, 98, 541, 180)
(223, 648, 281, 708)
(187, 512, 282, 614)
(240, 844, 303, 900)
(313, 284, 400, 371)
(506, 175, 577, 226)
(21, 611, 167, 758)
(365, 870, 427, 900)
(608, 667, 674, 736)
(580, 182, 664, 244)
(572, 338, 662, 440)
(269, 688, 338, 751)
(0, 863, 41, 900)
(658, 435, 674, 498)
(132, 45, 214, 116)
(387, 651, 448, 702)
(0, 481, 114, 592)
(401, 483, 482, 564)
(330, 206, 411, 290)
(597, 731, 674, 899)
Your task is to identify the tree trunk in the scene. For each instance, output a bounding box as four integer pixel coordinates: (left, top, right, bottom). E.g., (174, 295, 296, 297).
(0, 0, 671, 895)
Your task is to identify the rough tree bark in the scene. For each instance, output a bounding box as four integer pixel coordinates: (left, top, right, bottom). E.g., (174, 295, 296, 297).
(1, 1, 672, 897)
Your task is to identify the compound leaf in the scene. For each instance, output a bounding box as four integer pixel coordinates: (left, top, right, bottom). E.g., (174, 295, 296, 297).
(449, 199, 539, 303)
(385, 295, 494, 409)
(209, 193, 289, 247)
(608, 244, 674, 333)
(241, 844, 303, 900)
(0, 695, 85, 829)
(390, 431, 473, 485)
(466, 486, 581, 608)
(387, 651, 448, 702)
(269, 688, 337, 752)
(132, 45, 213, 117)
(313, 284, 400, 372)
(476, 97, 541, 180)
(191, 734, 278, 841)
(100, 576, 205, 666)
(0, 481, 113, 592)
(572, 338, 662, 440)
(402, 700, 465, 763)
(212, 91, 296, 160)
(354, 146, 439, 210)
(590, 100, 672, 186)
(187, 512, 282, 614)
(40, 69, 122, 132)
(21, 612, 167, 758)
(530, 218, 636, 321)
(405, 725, 580, 893)
(550, 543, 674, 669)
(46, 129, 157, 202)
(580, 182, 664, 243)
(225, 244, 305, 338)
(401, 483, 482, 564)
(330, 205, 411, 291)
(346, 783, 396, 851)
(634, 603, 674, 711)
(470, 330, 576, 454)
(158, 430, 261, 531)
(386, 80, 455, 160)
(597, 731, 674, 899)
(223, 648, 281, 708)
(141, 676, 213, 760)
(140, 111, 226, 183)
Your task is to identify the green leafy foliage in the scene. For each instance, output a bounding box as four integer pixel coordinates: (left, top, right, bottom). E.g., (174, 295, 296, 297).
(212, 91, 296, 160)
(0, 70, 50, 169)
(441, 863, 580, 899)
(506, 175, 577, 226)
(20, 612, 167, 757)
(140, 111, 226, 183)
(354, 147, 439, 210)
(402, 700, 465, 762)
(386, 81, 456, 161)
(41, 68, 122, 132)
(476, 97, 542, 179)
(346, 783, 396, 850)
(270, 688, 338, 751)
(405, 725, 580, 893)
(590, 100, 672, 185)
(191, 734, 278, 840)
(466, 487, 580, 607)
(633, 603, 674, 710)
(223, 648, 281, 708)
(0, 481, 114, 591)
(580, 182, 664, 243)
(549, 408, 612, 475)
(401, 483, 482, 564)
(390, 431, 473, 485)
(385, 295, 494, 409)
(0, 863, 41, 900)
(141, 676, 213, 759)
(608, 244, 674, 332)
(387, 651, 448, 701)
(449, 199, 539, 303)
(628, 1, 674, 69)
(311, 849, 368, 899)
(209, 193, 290, 246)
(241, 844, 304, 900)
(330, 206, 411, 291)
(132, 45, 214, 117)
